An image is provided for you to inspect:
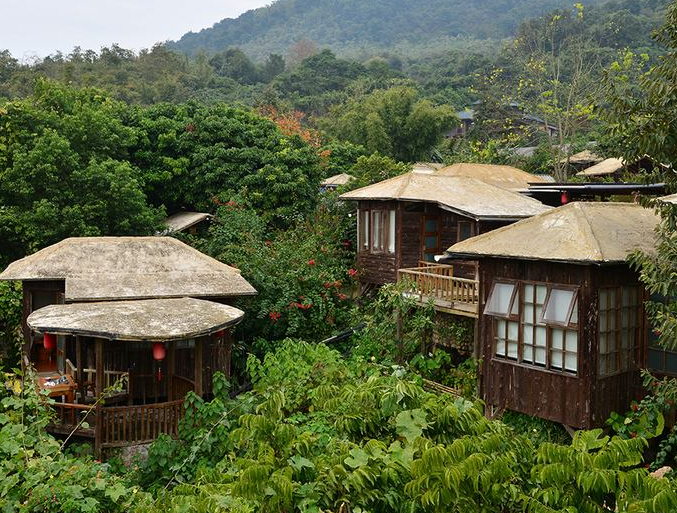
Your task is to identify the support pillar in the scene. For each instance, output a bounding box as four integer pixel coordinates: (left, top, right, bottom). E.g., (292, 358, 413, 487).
(94, 338, 104, 458)
(194, 337, 203, 397)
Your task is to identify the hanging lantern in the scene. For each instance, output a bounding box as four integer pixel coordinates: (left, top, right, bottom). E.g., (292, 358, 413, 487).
(213, 329, 226, 340)
(43, 333, 56, 351)
(561, 191, 569, 205)
(152, 342, 166, 361)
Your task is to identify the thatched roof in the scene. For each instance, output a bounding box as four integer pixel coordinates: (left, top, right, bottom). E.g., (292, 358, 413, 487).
(436, 163, 548, 191)
(163, 212, 213, 234)
(339, 172, 552, 221)
(445, 202, 659, 264)
(576, 158, 624, 177)
(27, 298, 244, 341)
(0, 237, 256, 301)
(321, 173, 354, 187)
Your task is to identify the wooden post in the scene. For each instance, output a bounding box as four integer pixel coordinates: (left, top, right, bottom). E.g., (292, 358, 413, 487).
(167, 341, 176, 401)
(194, 338, 203, 397)
(94, 338, 104, 458)
(75, 336, 83, 403)
(224, 334, 232, 380)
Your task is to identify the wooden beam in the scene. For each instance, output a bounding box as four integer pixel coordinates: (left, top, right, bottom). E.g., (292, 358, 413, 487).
(75, 336, 83, 402)
(167, 341, 176, 401)
(94, 338, 104, 458)
(194, 338, 203, 397)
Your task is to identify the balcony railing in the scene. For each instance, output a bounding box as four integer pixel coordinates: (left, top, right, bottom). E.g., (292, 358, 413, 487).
(397, 262, 479, 317)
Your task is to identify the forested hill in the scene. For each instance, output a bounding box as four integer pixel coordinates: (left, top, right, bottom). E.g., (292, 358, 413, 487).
(169, 0, 607, 59)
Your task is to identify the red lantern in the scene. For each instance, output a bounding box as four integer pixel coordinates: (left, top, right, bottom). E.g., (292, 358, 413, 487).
(43, 333, 56, 351)
(152, 342, 166, 361)
(213, 329, 226, 340)
(561, 191, 569, 205)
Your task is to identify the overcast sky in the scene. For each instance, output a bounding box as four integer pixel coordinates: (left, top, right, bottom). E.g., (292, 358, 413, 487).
(3, 0, 272, 60)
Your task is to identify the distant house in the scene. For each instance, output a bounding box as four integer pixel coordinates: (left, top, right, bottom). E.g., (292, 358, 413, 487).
(443, 202, 660, 428)
(576, 156, 658, 180)
(163, 211, 213, 235)
(339, 164, 550, 317)
(320, 173, 354, 192)
(559, 149, 603, 171)
(0, 236, 256, 453)
(445, 109, 475, 138)
(447, 103, 558, 139)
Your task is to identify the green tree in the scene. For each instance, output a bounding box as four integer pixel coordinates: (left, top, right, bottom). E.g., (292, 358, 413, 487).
(209, 48, 259, 84)
(0, 80, 163, 265)
(323, 86, 457, 162)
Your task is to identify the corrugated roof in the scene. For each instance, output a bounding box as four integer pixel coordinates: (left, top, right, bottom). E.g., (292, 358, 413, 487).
(321, 173, 354, 186)
(445, 202, 659, 264)
(436, 163, 548, 191)
(163, 212, 212, 234)
(27, 298, 244, 341)
(339, 172, 552, 220)
(576, 158, 624, 177)
(0, 237, 257, 301)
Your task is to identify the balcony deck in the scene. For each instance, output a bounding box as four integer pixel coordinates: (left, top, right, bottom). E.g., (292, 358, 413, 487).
(397, 262, 479, 318)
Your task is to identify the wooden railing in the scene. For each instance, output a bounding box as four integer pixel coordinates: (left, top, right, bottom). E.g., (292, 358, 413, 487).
(398, 263, 479, 314)
(51, 402, 95, 436)
(172, 375, 195, 400)
(100, 400, 184, 447)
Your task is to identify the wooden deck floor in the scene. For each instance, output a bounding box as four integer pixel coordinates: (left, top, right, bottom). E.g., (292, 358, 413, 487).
(410, 293, 479, 318)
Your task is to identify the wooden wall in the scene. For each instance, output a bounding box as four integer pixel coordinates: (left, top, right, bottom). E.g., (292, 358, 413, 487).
(478, 259, 645, 429)
(357, 200, 481, 285)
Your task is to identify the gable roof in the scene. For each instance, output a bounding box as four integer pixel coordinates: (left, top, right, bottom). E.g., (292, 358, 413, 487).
(163, 211, 213, 234)
(436, 163, 547, 191)
(659, 193, 677, 204)
(339, 172, 552, 221)
(27, 298, 244, 341)
(445, 202, 659, 264)
(0, 237, 257, 301)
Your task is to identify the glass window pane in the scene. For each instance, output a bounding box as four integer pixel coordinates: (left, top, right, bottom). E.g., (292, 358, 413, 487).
(524, 304, 534, 323)
(459, 223, 472, 241)
(551, 350, 563, 370)
(388, 211, 396, 253)
(523, 344, 533, 363)
(599, 357, 607, 376)
(600, 333, 607, 354)
(535, 327, 547, 347)
(609, 289, 617, 308)
(622, 288, 630, 307)
(566, 330, 578, 353)
(570, 299, 578, 325)
(425, 236, 438, 249)
(485, 282, 516, 317)
(667, 352, 677, 374)
(524, 284, 534, 301)
(361, 211, 369, 249)
(524, 326, 533, 344)
(425, 219, 438, 232)
(508, 321, 519, 341)
(507, 340, 518, 359)
(600, 290, 608, 310)
(542, 288, 576, 324)
(599, 312, 607, 331)
(565, 352, 577, 373)
(551, 328, 563, 350)
(535, 347, 546, 366)
(647, 349, 662, 372)
(372, 212, 381, 249)
(536, 285, 547, 304)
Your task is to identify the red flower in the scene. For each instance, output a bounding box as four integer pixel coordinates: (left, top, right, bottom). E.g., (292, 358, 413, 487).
(632, 403, 638, 412)
(268, 311, 282, 322)
(307, 259, 315, 266)
(324, 282, 333, 289)
(337, 293, 348, 301)
(348, 269, 358, 278)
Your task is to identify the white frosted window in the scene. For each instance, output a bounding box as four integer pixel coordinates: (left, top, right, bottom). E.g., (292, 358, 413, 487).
(485, 282, 517, 317)
(372, 212, 381, 251)
(542, 288, 577, 326)
(388, 210, 396, 254)
(360, 210, 369, 250)
(599, 286, 640, 378)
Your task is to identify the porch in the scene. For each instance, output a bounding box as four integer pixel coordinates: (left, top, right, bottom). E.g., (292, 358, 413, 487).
(397, 262, 479, 318)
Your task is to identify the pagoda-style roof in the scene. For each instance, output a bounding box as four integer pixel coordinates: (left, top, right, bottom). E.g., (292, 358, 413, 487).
(27, 298, 244, 341)
(445, 202, 659, 264)
(340, 172, 551, 221)
(0, 237, 256, 301)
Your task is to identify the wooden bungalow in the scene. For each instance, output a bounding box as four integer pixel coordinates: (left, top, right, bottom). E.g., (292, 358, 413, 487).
(320, 173, 354, 192)
(0, 236, 256, 452)
(339, 164, 551, 317)
(442, 202, 660, 429)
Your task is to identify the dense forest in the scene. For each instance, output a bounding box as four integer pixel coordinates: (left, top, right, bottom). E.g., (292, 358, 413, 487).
(3, 0, 677, 510)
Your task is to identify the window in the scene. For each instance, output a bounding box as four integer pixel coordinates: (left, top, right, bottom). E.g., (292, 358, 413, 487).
(485, 281, 518, 318)
(458, 221, 475, 242)
(487, 280, 579, 375)
(359, 210, 369, 251)
(598, 286, 641, 377)
(361, 210, 395, 254)
(422, 216, 440, 262)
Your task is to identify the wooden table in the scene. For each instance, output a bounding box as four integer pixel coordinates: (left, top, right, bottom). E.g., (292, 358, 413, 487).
(38, 374, 76, 403)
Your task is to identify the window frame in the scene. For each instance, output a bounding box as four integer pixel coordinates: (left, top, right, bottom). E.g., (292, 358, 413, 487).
(484, 279, 520, 320)
(540, 285, 579, 328)
(457, 221, 475, 242)
(365, 209, 395, 255)
(598, 285, 642, 378)
(487, 280, 580, 376)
